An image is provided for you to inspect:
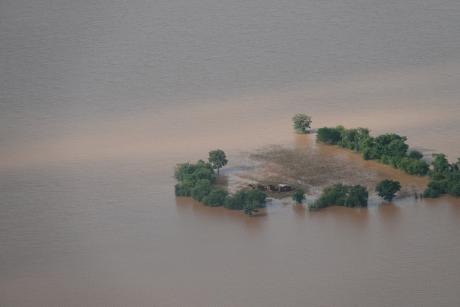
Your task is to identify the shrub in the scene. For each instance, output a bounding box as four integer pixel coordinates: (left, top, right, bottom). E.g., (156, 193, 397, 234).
(316, 127, 342, 144)
(224, 189, 267, 212)
(315, 125, 432, 177)
(243, 201, 259, 216)
(202, 188, 228, 207)
(175, 161, 215, 183)
(424, 155, 460, 198)
(376, 179, 401, 201)
(190, 179, 212, 202)
(292, 114, 312, 133)
(292, 189, 306, 204)
(311, 184, 368, 209)
(408, 150, 423, 160)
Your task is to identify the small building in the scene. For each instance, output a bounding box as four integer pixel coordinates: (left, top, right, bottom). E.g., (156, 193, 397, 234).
(278, 184, 292, 192)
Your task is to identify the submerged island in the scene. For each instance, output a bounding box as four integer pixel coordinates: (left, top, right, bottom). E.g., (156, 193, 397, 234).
(174, 114, 460, 214)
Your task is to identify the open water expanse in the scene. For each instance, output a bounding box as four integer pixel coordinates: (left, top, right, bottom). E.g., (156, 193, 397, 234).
(1, 1, 460, 306)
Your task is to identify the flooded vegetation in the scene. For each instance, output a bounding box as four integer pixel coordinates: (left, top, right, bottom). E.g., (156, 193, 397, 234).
(178, 120, 459, 211)
(2, 0, 460, 306)
(232, 134, 427, 201)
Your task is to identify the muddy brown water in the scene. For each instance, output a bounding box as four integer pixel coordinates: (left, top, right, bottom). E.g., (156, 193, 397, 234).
(2, 1, 460, 306)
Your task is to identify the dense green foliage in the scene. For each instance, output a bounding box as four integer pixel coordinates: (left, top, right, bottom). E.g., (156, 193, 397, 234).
(316, 126, 429, 176)
(174, 160, 216, 197)
(190, 179, 212, 202)
(175, 159, 266, 215)
(202, 187, 228, 207)
(224, 189, 267, 211)
(309, 184, 368, 209)
(292, 189, 306, 204)
(424, 154, 460, 198)
(316, 127, 342, 144)
(208, 149, 228, 175)
(292, 113, 312, 133)
(376, 179, 401, 201)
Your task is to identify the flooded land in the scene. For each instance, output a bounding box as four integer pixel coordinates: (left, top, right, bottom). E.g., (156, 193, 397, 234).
(1, 1, 460, 306)
(231, 134, 428, 199)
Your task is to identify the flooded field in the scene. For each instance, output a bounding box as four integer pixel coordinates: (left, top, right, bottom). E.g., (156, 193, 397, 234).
(1, 0, 460, 306)
(233, 134, 428, 199)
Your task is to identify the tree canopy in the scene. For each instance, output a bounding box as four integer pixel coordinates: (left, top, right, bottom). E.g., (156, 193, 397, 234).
(175, 157, 266, 215)
(316, 125, 429, 176)
(424, 154, 460, 198)
(310, 184, 368, 209)
(292, 114, 312, 134)
(208, 149, 228, 175)
(292, 189, 306, 204)
(376, 179, 401, 201)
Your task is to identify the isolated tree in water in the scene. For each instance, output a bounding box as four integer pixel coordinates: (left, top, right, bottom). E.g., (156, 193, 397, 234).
(376, 179, 401, 202)
(292, 113, 312, 134)
(292, 189, 306, 204)
(208, 149, 228, 175)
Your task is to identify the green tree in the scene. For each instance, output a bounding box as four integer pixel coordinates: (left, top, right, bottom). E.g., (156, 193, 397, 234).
(224, 189, 267, 211)
(310, 184, 368, 209)
(376, 179, 401, 201)
(316, 127, 342, 144)
(408, 150, 423, 160)
(243, 201, 259, 216)
(431, 154, 450, 174)
(202, 188, 228, 207)
(190, 179, 212, 202)
(292, 113, 312, 134)
(292, 189, 305, 204)
(208, 149, 228, 175)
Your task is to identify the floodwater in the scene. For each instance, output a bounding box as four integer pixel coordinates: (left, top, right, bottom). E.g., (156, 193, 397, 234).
(1, 1, 460, 306)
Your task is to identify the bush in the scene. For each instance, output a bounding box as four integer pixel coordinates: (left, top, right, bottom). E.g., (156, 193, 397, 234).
(292, 189, 306, 204)
(316, 127, 342, 144)
(376, 179, 401, 201)
(224, 189, 267, 212)
(175, 161, 215, 183)
(310, 184, 368, 209)
(202, 188, 228, 207)
(243, 201, 259, 216)
(424, 155, 460, 198)
(397, 158, 429, 176)
(315, 125, 432, 177)
(292, 113, 312, 133)
(190, 179, 212, 202)
(175, 183, 192, 197)
(408, 150, 423, 160)
(448, 182, 460, 197)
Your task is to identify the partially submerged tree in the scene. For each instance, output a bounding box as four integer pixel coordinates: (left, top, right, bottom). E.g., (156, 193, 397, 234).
(424, 154, 460, 198)
(225, 189, 267, 214)
(292, 189, 306, 204)
(316, 127, 342, 144)
(376, 179, 401, 202)
(315, 125, 429, 176)
(208, 149, 228, 175)
(310, 184, 368, 209)
(243, 201, 259, 216)
(292, 114, 312, 134)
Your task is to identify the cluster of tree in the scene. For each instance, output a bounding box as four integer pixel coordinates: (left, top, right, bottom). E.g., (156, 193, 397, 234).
(423, 154, 460, 198)
(376, 179, 401, 201)
(292, 113, 312, 134)
(316, 126, 429, 176)
(174, 150, 267, 215)
(224, 189, 267, 215)
(309, 184, 368, 210)
(292, 189, 306, 204)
